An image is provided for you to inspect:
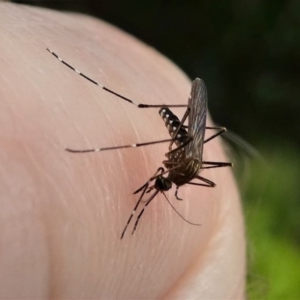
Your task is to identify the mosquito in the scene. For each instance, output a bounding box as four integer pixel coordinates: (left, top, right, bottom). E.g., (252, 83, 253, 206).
(47, 49, 232, 238)
(119, 78, 232, 238)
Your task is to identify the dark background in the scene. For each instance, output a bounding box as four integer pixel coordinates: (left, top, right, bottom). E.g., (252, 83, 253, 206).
(11, 1, 300, 298)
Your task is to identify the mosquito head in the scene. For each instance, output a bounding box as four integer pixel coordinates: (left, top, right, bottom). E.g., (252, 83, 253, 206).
(155, 176, 172, 192)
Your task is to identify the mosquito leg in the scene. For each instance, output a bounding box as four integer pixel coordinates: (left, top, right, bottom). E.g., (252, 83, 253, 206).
(206, 126, 226, 130)
(162, 161, 180, 166)
(204, 127, 227, 144)
(133, 167, 165, 194)
(165, 136, 193, 156)
(167, 106, 191, 150)
(133, 167, 169, 194)
(202, 161, 233, 169)
(181, 125, 216, 129)
(152, 164, 184, 179)
(145, 185, 155, 194)
(66, 137, 176, 153)
(120, 182, 150, 239)
(131, 190, 159, 236)
(175, 186, 183, 201)
(139, 164, 182, 190)
(187, 175, 216, 187)
(47, 48, 187, 108)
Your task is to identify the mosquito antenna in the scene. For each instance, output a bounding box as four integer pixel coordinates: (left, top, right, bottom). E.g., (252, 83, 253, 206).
(131, 190, 159, 235)
(47, 48, 187, 108)
(161, 192, 201, 226)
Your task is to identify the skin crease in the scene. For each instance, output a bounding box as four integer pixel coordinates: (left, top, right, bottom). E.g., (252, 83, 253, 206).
(0, 3, 246, 300)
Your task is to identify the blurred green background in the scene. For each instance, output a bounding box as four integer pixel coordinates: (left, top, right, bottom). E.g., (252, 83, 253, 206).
(12, 0, 300, 298)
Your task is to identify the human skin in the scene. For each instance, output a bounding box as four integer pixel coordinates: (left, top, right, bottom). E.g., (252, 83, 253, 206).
(0, 3, 245, 299)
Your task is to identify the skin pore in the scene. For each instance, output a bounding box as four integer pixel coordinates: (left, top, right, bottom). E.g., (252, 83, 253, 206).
(0, 3, 245, 299)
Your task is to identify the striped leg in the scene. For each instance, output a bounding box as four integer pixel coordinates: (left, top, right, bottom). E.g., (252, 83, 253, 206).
(131, 190, 160, 236)
(120, 181, 150, 239)
(202, 161, 233, 169)
(65, 138, 175, 153)
(204, 126, 227, 143)
(47, 48, 187, 108)
(121, 167, 164, 239)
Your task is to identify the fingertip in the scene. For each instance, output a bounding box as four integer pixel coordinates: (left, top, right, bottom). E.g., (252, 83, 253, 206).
(1, 3, 245, 298)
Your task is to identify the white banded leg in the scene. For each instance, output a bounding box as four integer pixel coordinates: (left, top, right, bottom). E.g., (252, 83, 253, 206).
(66, 138, 176, 153)
(121, 167, 164, 239)
(47, 48, 187, 108)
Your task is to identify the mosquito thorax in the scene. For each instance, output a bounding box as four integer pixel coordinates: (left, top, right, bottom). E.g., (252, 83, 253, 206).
(155, 176, 172, 192)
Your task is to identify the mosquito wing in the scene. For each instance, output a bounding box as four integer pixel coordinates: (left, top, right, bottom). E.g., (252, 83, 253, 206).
(185, 78, 208, 160)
